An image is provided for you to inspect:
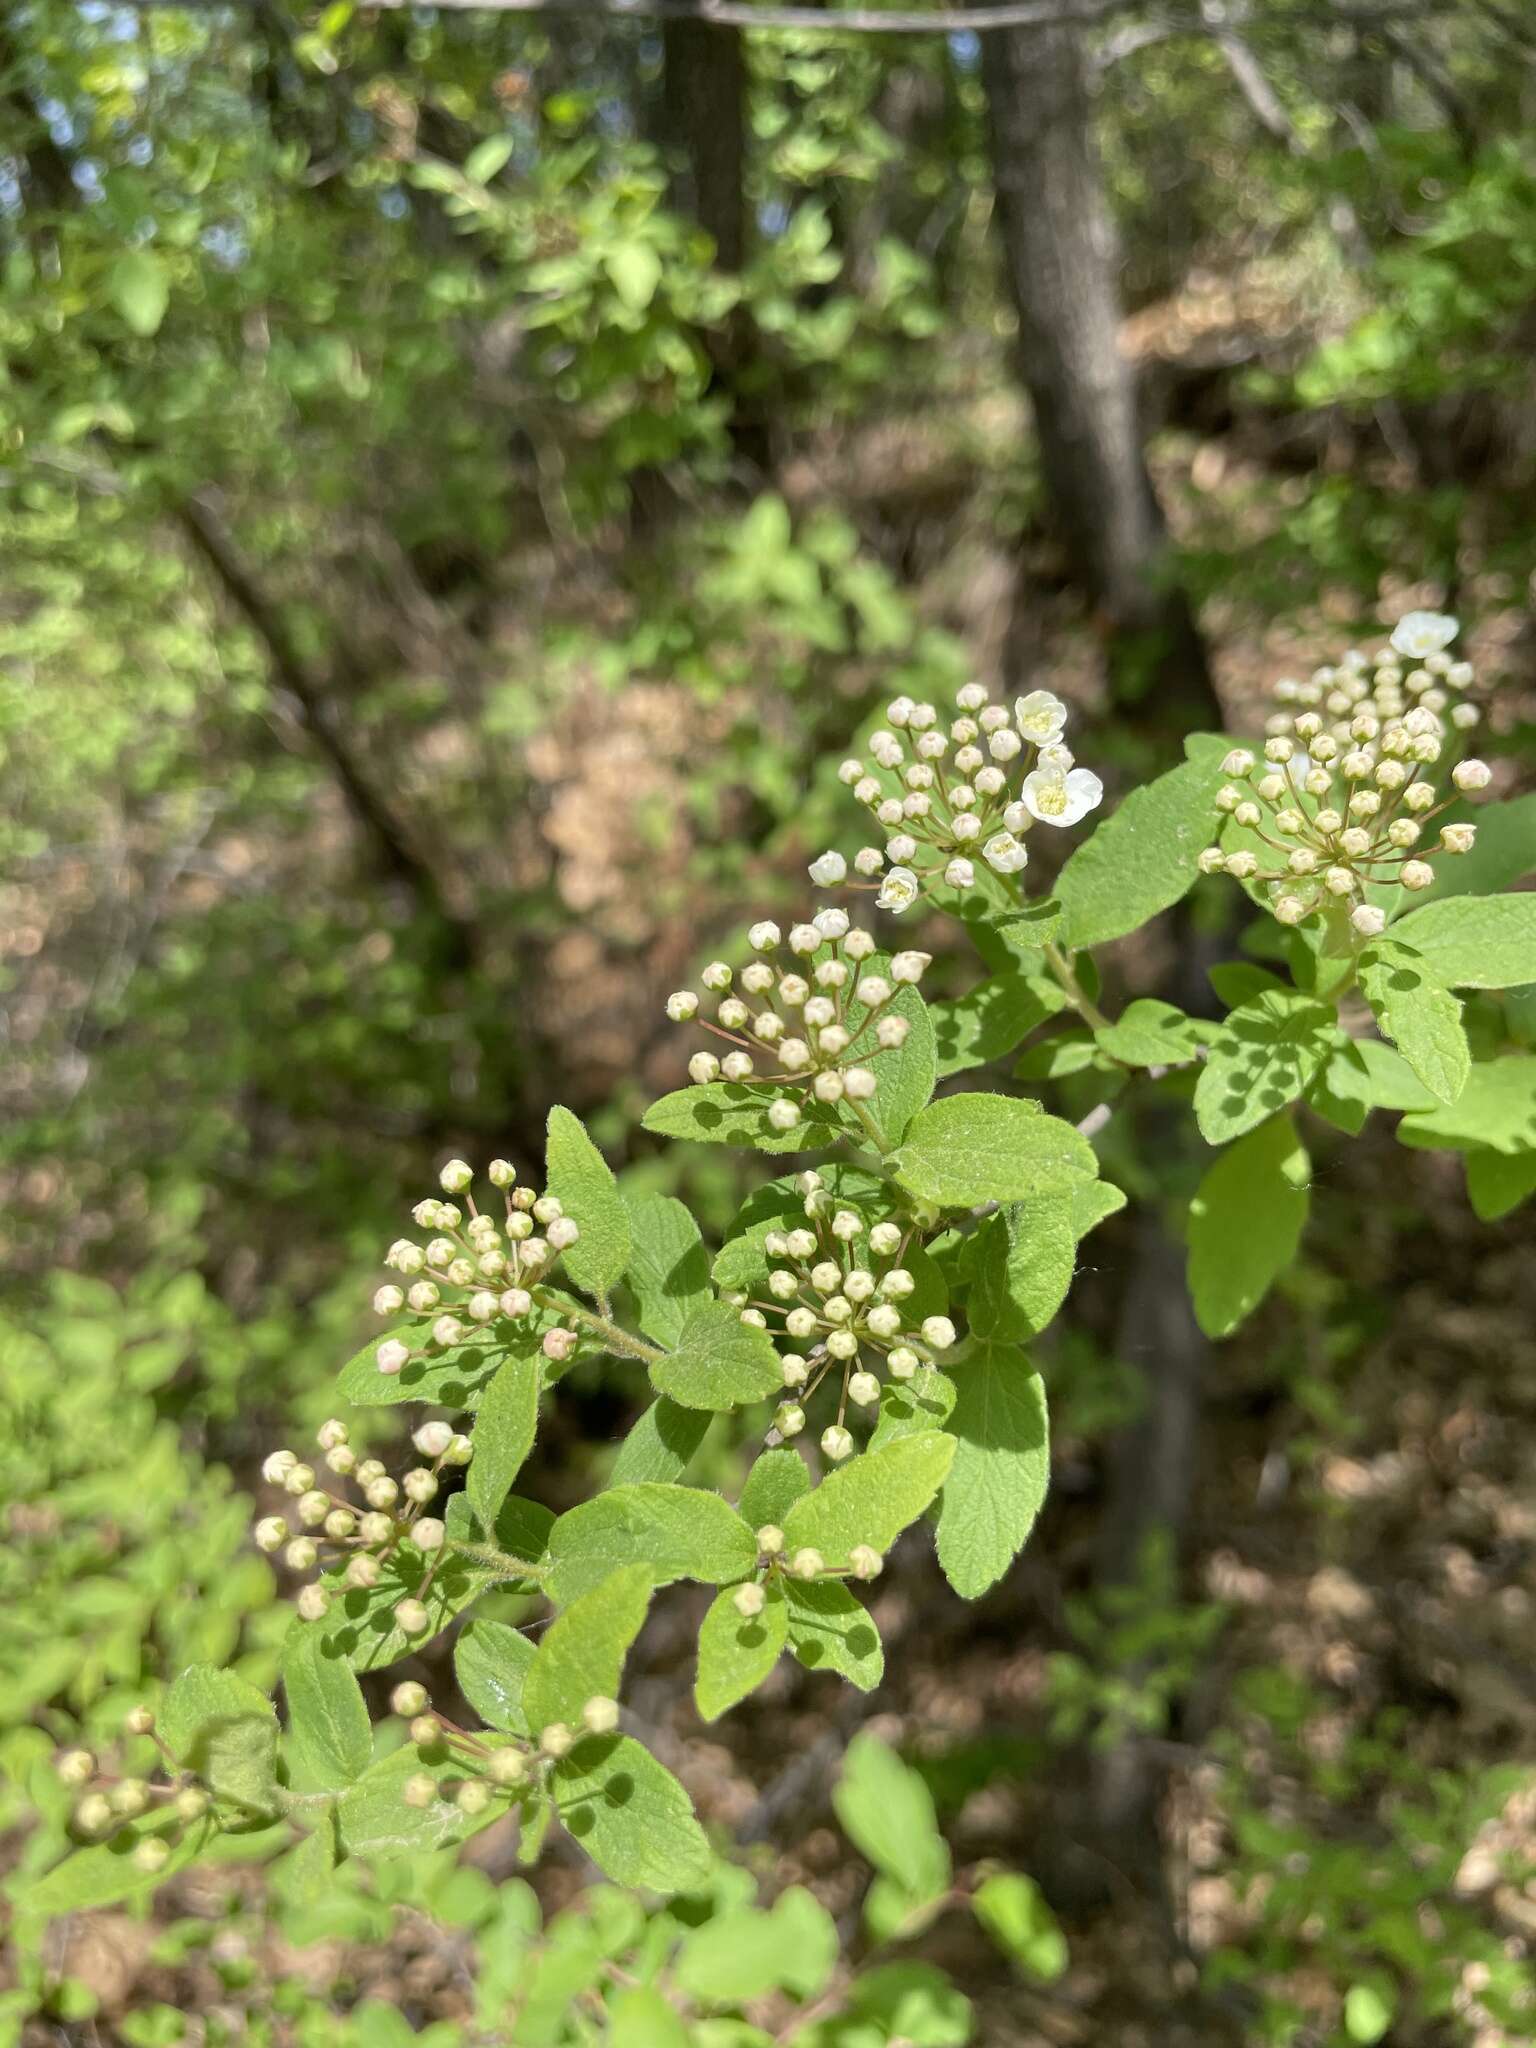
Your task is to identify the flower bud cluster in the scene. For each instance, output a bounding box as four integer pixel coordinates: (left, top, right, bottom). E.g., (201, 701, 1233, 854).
(665, 915, 928, 1128)
(392, 1681, 620, 1817)
(811, 681, 1104, 914)
(56, 1713, 212, 1874)
(1202, 613, 1490, 938)
(376, 1157, 584, 1379)
(256, 1413, 470, 1629)
(727, 1170, 956, 1463)
(732, 1523, 887, 1615)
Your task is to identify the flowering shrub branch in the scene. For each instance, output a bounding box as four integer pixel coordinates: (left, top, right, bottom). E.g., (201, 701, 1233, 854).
(36, 613, 1536, 1921)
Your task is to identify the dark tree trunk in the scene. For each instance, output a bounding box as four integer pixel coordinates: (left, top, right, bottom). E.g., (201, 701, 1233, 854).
(980, 14, 1219, 737)
(658, 9, 770, 476)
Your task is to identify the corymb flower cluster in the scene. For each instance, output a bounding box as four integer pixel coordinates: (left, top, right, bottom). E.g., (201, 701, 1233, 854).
(255, 1414, 469, 1630)
(666, 911, 925, 1129)
(809, 681, 1104, 911)
(387, 1679, 620, 1821)
(1204, 612, 1490, 938)
(724, 1169, 955, 1464)
(55, 1708, 210, 1872)
(375, 1157, 583, 1377)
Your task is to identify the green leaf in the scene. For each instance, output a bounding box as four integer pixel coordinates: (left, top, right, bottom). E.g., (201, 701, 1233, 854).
(604, 241, 662, 312)
(464, 133, 514, 184)
(455, 1619, 536, 1734)
(553, 1734, 711, 1891)
(544, 1484, 756, 1606)
(545, 1106, 631, 1300)
(282, 1628, 372, 1788)
(966, 1198, 1075, 1343)
(848, 973, 935, 1146)
(738, 1445, 811, 1530)
(523, 1564, 653, 1732)
(675, 1886, 836, 2003)
(930, 973, 1054, 1080)
(1055, 740, 1230, 950)
(160, 1664, 281, 1827)
(782, 1433, 956, 1568)
(1194, 990, 1338, 1145)
(609, 1396, 712, 1484)
(784, 1580, 883, 1688)
(468, 1353, 541, 1530)
(1358, 942, 1469, 1104)
(892, 1094, 1098, 1209)
(695, 1579, 788, 1720)
(1397, 1054, 1536, 1155)
(335, 1749, 487, 1859)
(834, 1732, 950, 1900)
(313, 1534, 495, 1672)
(845, 1961, 971, 2045)
(643, 1084, 840, 1152)
(1465, 1147, 1536, 1221)
(1390, 894, 1536, 990)
(1072, 1179, 1127, 1238)
(109, 248, 169, 337)
(335, 1322, 532, 1409)
(622, 1193, 710, 1347)
(22, 1819, 218, 1919)
(972, 1872, 1068, 1980)
(871, 1367, 956, 1449)
(934, 1345, 1049, 1598)
(1095, 998, 1199, 1068)
(1310, 1037, 1438, 1121)
(1187, 1117, 1310, 1338)
(651, 1299, 783, 1411)
(1344, 1983, 1395, 2045)
(608, 1988, 690, 2048)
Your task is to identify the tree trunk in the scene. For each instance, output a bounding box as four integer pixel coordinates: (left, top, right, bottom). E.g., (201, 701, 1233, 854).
(980, 13, 1218, 736)
(658, 9, 770, 477)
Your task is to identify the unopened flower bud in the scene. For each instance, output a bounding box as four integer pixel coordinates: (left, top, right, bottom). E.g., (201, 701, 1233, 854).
(1452, 758, 1491, 791)
(776, 1403, 806, 1438)
(666, 991, 699, 1022)
(346, 1553, 382, 1590)
(395, 1598, 430, 1636)
(254, 1516, 288, 1552)
(689, 1051, 722, 1085)
(539, 1722, 575, 1758)
(821, 1425, 854, 1462)
(456, 1780, 491, 1816)
(262, 1450, 297, 1485)
(1441, 822, 1475, 854)
(848, 1371, 881, 1406)
(1350, 905, 1387, 938)
(487, 1747, 528, 1786)
(734, 1581, 766, 1618)
(849, 1544, 883, 1581)
(285, 1537, 318, 1571)
(413, 1421, 454, 1459)
(376, 1339, 411, 1376)
(1400, 859, 1434, 890)
(373, 1285, 405, 1316)
(790, 1547, 824, 1580)
(402, 1772, 438, 1809)
(74, 1792, 113, 1835)
(133, 1837, 171, 1875)
(391, 1681, 429, 1717)
(174, 1786, 209, 1822)
(921, 1315, 957, 1351)
(56, 1749, 95, 1786)
(297, 1585, 331, 1622)
(488, 1158, 516, 1187)
(411, 1715, 440, 1747)
(543, 1326, 579, 1363)
(439, 1159, 473, 1194)
(581, 1695, 620, 1735)
(412, 1517, 446, 1553)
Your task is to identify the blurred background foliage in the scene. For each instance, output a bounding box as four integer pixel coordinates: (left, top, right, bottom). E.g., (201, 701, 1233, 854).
(3, 1, 1536, 2041)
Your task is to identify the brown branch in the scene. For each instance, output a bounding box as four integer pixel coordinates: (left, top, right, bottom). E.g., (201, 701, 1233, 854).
(177, 491, 474, 964)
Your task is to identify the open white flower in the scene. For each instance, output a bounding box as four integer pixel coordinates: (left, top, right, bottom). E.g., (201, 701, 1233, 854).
(876, 865, 921, 913)
(1013, 690, 1069, 745)
(981, 830, 1028, 875)
(807, 849, 847, 886)
(1021, 765, 1104, 827)
(1390, 611, 1458, 660)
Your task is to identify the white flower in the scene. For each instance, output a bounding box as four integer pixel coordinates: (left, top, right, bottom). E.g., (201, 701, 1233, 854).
(1014, 689, 1069, 744)
(1390, 611, 1458, 660)
(808, 850, 847, 886)
(876, 866, 921, 913)
(1021, 766, 1104, 826)
(982, 830, 1028, 875)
